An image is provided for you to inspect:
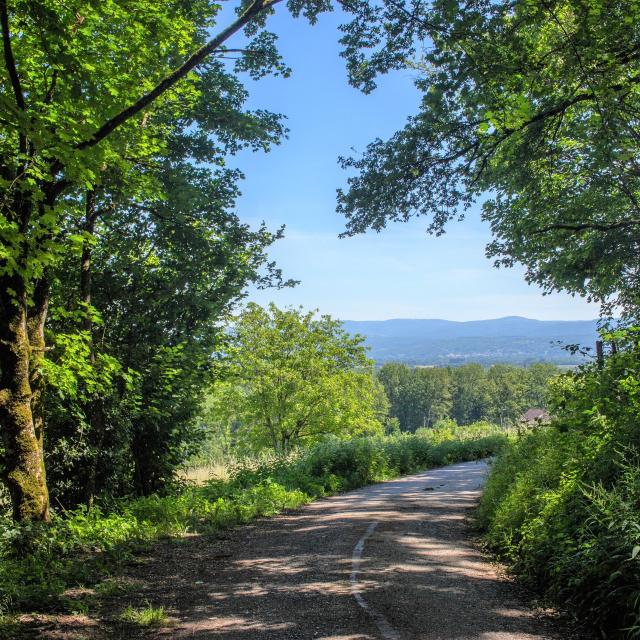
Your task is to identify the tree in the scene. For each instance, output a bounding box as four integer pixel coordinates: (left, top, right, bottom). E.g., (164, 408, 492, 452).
(45, 158, 290, 502)
(378, 363, 452, 430)
(525, 363, 559, 409)
(485, 365, 529, 427)
(208, 304, 385, 454)
(0, 0, 336, 520)
(451, 363, 489, 425)
(413, 367, 452, 428)
(337, 0, 640, 317)
(377, 362, 419, 429)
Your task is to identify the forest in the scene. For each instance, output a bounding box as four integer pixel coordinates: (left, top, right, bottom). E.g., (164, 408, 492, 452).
(1, 0, 640, 637)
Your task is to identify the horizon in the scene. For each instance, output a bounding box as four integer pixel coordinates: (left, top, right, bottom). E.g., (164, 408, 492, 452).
(341, 315, 600, 323)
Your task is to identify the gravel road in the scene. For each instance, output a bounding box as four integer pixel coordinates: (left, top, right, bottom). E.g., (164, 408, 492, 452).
(119, 459, 562, 640)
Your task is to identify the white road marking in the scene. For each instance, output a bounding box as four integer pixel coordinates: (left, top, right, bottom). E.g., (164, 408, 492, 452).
(350, 521, 402, 640)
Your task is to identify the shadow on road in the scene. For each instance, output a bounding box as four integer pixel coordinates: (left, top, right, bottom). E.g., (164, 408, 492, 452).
(25, 462, 563, 640)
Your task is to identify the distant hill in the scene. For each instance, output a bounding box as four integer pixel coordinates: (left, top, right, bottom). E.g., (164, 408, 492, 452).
(342, 316, 600, 366)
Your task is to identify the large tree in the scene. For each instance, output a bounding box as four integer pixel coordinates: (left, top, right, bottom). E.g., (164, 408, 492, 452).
(337, 0, 640, 317)
(208, 303, 385, 454)
(0, 0, 335, 520)
(46, 160, 290, 503)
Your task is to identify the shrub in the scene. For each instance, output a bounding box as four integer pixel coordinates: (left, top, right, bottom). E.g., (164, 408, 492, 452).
(478, 347, 640, 638)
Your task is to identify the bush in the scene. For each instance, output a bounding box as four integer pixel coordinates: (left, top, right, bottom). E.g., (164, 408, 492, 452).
(1, 427, 505, 614)
(478, 347, 640, 638)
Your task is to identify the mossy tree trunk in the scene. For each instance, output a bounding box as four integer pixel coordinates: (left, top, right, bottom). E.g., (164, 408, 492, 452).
(0, 275, 50, 521)
(27, 278, 49, 480)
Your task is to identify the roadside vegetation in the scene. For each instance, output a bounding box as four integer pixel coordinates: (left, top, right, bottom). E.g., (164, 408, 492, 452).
(478, 337, 640, 638)
(0, 426, 505, 617)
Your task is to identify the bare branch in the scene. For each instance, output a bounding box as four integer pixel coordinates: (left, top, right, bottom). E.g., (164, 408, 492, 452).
(0, 0, 26, 157)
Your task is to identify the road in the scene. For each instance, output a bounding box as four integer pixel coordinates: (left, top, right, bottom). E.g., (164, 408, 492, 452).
(129, 460, 561, 640)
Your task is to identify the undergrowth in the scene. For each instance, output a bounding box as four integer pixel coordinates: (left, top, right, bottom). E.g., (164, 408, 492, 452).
(0, 427, 504, 614)
(477, 345, 640, 638)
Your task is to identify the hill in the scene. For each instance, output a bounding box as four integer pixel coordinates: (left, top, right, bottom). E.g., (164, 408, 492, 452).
(342, 316, 600, 366)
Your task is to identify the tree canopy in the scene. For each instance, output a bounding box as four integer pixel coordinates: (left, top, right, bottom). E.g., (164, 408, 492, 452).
(336, 0, 640, 316)
(378, 361, 557, 430)
(207, 304, 386, 454)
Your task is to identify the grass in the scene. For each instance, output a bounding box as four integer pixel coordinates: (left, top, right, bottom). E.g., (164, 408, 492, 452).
(178, 461, 229, 485)
(119, 602, 168, 627)
(0, 426, 506, 616)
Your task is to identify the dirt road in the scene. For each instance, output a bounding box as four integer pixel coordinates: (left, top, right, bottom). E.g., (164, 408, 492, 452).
(109, 459, 561, 640)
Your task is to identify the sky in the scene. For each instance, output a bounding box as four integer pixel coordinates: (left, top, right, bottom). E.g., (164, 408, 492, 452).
(225, 6, 600, 322)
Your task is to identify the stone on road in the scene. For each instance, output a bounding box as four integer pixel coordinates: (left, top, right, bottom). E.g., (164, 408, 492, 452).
(139, 460, 560, 639)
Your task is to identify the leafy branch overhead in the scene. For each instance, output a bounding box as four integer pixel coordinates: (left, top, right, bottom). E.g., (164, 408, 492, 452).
(336, 0, 640, 315)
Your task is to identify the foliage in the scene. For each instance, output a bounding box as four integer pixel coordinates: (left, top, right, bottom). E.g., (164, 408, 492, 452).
(119, 603, 168, 627)
(43, 169, 292, 502)
(0, 0, 334, 518)
(450, 363, 490, 425)
(0, 0, 340, 520)
(378, 361, 558, 430)
(336, 0, 640, 315)
(0, 428, 505, 613)
(485, 364, 529, 427)
(207, 303, 387, 453)
(478, 344, 640, 637)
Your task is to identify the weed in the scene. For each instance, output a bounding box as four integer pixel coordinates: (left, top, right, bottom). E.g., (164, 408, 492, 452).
(478, 348, 640, 638)
(119, 602, 167, 627)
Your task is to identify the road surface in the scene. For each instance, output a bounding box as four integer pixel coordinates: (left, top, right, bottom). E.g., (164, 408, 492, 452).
(129, 460, 561, 639)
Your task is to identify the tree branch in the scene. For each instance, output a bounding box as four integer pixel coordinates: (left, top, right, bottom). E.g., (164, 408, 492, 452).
(0, 0, 26, 157)
(75, 0, 281, 151)
(532, 219, 640, 235)
(0, 0, 24, 111)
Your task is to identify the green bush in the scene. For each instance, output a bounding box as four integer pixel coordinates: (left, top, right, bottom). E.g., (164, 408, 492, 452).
(478, 346, 640, 638)
(0, 427, 505, 614)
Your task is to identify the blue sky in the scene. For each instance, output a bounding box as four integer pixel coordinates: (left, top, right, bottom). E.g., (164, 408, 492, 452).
(227, 6, 600, 322)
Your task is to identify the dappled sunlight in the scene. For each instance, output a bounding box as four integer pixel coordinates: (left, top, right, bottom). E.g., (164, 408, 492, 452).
(316, 635, 373, 640)
(233, 556, 309, 575)
(13, 613, 101, 640)
(93, 461, 559, 640)
(480, 634, 552, 640)
(167, 616, 296, 636)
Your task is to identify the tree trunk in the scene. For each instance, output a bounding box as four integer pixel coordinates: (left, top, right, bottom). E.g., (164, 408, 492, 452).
(0, 276, 50, 521)
(26, 277, 50, 503)
(80, 190, 106, 508)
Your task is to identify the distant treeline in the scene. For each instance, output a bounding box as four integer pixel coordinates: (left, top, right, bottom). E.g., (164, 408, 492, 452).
(378, 362, 558, 430)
